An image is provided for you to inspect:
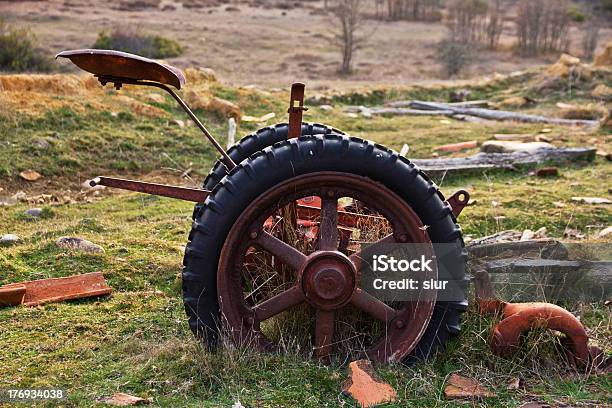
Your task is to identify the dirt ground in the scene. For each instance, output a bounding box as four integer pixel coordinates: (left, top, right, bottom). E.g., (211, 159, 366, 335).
(3, 0, 612, 89)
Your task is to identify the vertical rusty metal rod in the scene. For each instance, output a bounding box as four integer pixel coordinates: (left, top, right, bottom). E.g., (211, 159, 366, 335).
(287, 82, 307, 139)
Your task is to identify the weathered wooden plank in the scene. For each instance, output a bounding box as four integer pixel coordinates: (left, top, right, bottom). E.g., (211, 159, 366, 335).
(412, 147, 596, 176)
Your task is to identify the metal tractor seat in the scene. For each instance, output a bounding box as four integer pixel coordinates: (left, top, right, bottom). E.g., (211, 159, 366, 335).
(56, 49, 186, 89)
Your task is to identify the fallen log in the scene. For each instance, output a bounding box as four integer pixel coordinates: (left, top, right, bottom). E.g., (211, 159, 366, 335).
(412, 147, 596, 176)
(467, 239, 569, 260)
(387, 99, 491, 109)
(365, 107, 455, 116)
(408, 101, 599, 126)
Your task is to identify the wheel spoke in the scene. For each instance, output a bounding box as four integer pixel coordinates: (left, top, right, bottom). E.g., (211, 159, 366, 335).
(255, 231, 307, 271)
(318, 195, 338, 250)
(349, 234, 396, 267)
(253, 285, 304, 321)
(351, 288, 397, 324)
(314, 309, 335, 359)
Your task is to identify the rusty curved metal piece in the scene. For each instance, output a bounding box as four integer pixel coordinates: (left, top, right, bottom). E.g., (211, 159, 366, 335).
(474, 269, 591, 365)
(56, 49, 186, 89)
(491, 302, 590, 363)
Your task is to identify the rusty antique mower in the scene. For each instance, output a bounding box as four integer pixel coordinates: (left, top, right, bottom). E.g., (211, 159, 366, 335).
(55, 48, 470, 364)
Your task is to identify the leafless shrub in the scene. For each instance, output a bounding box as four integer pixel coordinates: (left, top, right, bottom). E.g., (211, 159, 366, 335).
(581, 25, 599, 60)
(384, 0, 442, 21)
(330, 0, 367, 75)
(446, 0, 506, 49)
(485, 0, 505, 49)
(446, 0, 488, 44)
(515, 0, 570, 56)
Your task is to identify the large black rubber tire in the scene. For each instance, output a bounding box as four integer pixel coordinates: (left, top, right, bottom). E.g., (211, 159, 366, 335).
(183, 134, 468, 362)
(192, 122, 343, 219)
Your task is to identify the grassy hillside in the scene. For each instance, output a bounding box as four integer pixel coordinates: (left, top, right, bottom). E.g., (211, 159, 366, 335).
(0, 66, 610, 406)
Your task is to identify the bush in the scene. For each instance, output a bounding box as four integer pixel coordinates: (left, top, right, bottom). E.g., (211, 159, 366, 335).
(436, 40, 472, 77)
(0, 20, 52, 72)
(515, 0, 570, 56)
(93, 27, 183, 59)
(567, 5, 588, 22)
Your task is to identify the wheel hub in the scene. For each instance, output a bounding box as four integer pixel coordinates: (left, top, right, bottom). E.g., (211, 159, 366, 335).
(300, 251, 356, 310)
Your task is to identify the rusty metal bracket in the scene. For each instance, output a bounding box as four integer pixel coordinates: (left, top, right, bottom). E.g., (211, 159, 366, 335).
(287, 82, 308, 138)
(96, 75, 236, 170)
(90, 176, 210, 202)
(447, 189, 470, 218)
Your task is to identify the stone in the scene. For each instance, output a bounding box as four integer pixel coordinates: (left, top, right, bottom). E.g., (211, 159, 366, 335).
(547, 53, 581, 78)
(0, 234, 19, 246)
(55, 237, 105, 254)
(208, 97, 241, 120)
(594, 41, 612, 67)
(444, 373, 496, 399)
(598, 226, 612, 238)
(11, 191, 26, 202)
(19, 170, 41, 182)
(591, 84, 612, 101)
(481, 141, 554, 154)
(571, 197, 611, 205)
(32, 138, 50, 149)
(184, 67, 218, 83)
(500, 96, 532, 108)
(25, 208, 43, 217)
(159, 0, 183, 11)
(545, 53, 592, 82)
(535, 167, 558, 177)
(341, 360, 397, 407)
(144, 93, 165, 103)
(99, 392, 150, 406)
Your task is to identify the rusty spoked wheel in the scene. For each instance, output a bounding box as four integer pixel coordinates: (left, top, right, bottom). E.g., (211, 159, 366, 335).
(217, 172, 436, 362)
(183, 134, 468, 364)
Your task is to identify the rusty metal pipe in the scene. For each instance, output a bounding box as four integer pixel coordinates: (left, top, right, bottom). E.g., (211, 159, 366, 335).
(90, 176, 210, 202)
(474, 269, 591, 365)
(492, 302, 590, 363)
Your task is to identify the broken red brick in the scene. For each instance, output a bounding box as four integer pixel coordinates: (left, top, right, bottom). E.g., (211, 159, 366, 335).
(435, 140, 478, 152)
(341, 360, 397, 407)
(535, 167, 559, 177)
(444, 373, 496, 399)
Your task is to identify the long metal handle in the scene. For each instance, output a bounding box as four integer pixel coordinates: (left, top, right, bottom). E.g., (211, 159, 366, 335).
(90, 176, 210, 202)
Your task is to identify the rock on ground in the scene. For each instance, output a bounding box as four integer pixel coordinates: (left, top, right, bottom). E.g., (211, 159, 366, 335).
(55, 237, 105, 254)
(481, 141, 553, 154)
(25, 208, 43, 217)
(592, 84, 612, 101)
(594, 41, 612, 67)
(0, 234, 19, 246)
